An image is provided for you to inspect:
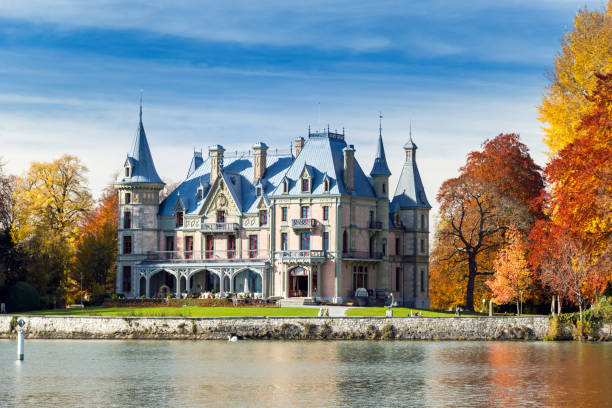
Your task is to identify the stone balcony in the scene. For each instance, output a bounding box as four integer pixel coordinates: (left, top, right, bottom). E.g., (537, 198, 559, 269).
(368, 221, 383, 230)
(201, 222, 239, 233)
(291, 218, 316, 229)
(275, 250, 327, 264)
(142, 250, 269, 264)
(342, 250, 383, 261)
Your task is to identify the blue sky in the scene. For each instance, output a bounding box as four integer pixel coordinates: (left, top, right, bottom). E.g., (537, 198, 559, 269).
(0, 0, 604, 217)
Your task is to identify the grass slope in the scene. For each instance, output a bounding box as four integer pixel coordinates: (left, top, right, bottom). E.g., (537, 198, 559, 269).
(345, 307, 482, 317)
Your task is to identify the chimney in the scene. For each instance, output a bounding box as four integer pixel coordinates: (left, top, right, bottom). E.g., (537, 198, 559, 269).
(294, 137, 305, 157)
(343, 145, 355, 193)
(252, 142, 268, 183)
(209, 145, 225, 184)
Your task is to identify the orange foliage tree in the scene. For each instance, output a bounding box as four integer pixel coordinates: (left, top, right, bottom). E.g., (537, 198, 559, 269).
(71, 187, 118, 300)
(487, 226, 534, 315)
(530, 73, 612, 308)
(431, 134, 544, 310)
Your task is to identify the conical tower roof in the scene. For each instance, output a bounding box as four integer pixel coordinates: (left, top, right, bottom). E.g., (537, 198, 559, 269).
(118, 102, 164, 185)
(370, 127, 391, 176)
(392, 137, 430, 208)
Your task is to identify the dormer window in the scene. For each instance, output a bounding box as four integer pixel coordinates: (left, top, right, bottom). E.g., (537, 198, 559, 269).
(217, 211, 225, 223)
(301, 178, 310, 193)
(283, 179, 288, 193)
(256, 186, 262, 197)
(176, 211, 184, 228)
(125, 167, 130, 177)
(323, 178, 329, 193)
(197, 187, 203, 200)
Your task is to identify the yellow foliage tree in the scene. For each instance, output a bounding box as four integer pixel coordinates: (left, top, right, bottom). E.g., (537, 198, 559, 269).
(538, 1, 612, 154)
(12, 155, 92, 301)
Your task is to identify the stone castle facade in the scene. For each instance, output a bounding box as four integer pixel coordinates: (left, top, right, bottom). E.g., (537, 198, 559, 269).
(114, 106, 430, 306)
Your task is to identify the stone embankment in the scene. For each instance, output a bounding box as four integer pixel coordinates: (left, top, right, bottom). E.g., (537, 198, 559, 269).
(0, 315, 553, 340)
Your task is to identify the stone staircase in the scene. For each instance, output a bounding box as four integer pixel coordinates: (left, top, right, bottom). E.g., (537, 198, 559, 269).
(279, 297, 318, 307)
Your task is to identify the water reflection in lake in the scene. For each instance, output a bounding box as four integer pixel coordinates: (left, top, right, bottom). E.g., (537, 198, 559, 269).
(1, 340, 610, 407)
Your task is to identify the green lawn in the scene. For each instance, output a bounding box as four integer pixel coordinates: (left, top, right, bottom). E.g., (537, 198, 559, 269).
(345, 307, 484, 317)
(24, 306, 319, 317)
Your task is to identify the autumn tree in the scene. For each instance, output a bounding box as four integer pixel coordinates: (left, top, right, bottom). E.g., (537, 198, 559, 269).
(12, 155, 92, 301)
(538, 2, 612, 153)
(432, 134, 544, 310)
(72, 187, 118, 300)
(0, 160, 21, 288)
(487, 226, 534, 315)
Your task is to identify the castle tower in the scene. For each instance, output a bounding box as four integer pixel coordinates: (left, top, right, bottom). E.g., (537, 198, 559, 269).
(114, 102, 164, 297)
(369, 119, 391, 297)
(392, 130, 431, 308)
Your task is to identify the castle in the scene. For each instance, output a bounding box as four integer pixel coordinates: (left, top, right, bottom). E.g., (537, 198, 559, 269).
(114, 105, 430, 306)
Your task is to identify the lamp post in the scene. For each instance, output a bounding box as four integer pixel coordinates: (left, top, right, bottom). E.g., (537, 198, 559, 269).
(80, 271, 83, 306)
(481, 298, 486, 313)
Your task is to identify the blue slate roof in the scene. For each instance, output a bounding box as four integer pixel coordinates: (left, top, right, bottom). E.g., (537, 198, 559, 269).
(117, 108, 164, 185)
(370, 133, 391, 176)
(392, 141, 431, 209)
(270, 131, 376, 198)
(159, 131, 377, 216)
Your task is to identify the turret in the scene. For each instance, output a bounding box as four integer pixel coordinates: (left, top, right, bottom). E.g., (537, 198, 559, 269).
(114, 100, 164, 298)
(392, 128, 431, 309)
(370, 120, 391, 199)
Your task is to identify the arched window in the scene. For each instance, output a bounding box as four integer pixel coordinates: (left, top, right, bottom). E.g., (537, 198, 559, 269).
(283, 179, 288, 193)
(323, 178, 329, 192)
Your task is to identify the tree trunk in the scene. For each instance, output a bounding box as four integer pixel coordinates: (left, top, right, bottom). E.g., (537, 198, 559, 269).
(516, 299, 520, 315)
(551, 296, 555, 315)
(578, 301, 584, 342)
(465, 255, 477, 311)
(557, 295, 562, 314)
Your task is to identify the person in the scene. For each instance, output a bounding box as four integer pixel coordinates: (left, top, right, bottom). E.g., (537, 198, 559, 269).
(324, 308, 330, 317)
(317, 308, 323, 317)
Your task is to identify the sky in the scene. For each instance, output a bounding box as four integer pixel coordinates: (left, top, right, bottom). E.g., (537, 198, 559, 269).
(0, 0, 605, 219)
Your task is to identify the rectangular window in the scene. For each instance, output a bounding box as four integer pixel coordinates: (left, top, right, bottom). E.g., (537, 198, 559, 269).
(205, 235, 213, 259)
(227, 235, 236, 258)
(396, 267, 401, 291)
(123, 211, 131, 229)
(123, 235, 132, 254)
(281, 232, 288, 250)
(249, 235, 258, 258)
(125, 192, 131, 204)
(281, 207, 288, 222)
(125, 167, 130, 177)
(301, 206, 309, 219)
(197, 188, 203, 200)
(421, 214, 426, 230)
(323, 232, 329, 251)
(301, 178, 309, 192)
(300, 232, 310, 250)
(259, 210, 268, 226)
(217, 211, 225, 223)
(420, 239, 425, 253)
(185, 236, 194, 259)
(323, 206, 329, 221)
(396, 238, 401, 255)
(176, 211, 183, 228)
(122, 266, 131, 293)
(165, 236, 174, 259)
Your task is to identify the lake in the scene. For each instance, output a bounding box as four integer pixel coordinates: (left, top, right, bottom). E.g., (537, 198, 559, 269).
(1, 340, 610, 407)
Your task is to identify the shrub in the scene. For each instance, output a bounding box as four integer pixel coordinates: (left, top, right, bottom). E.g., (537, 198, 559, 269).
(381, 324, 396, 340)
(1, 282, 40, 312)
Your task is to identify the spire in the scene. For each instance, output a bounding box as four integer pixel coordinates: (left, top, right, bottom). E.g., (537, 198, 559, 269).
(119, 97, 164, 185)
(370, 113, 391, 176)
(392, 124, 430, 208)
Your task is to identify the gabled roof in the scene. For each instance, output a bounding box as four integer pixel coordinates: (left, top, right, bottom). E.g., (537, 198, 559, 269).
(392, 140, 431, 209)
(117, 105, 164, 185)
(370, 133, 391, 176)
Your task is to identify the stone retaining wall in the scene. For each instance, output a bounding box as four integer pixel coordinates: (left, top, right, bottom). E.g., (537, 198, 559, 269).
(0, 315, 551, 340)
